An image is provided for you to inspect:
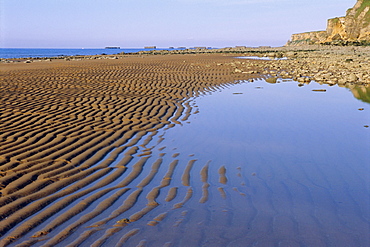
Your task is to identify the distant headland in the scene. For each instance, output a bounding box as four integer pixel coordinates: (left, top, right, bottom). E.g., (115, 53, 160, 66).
(286, 0, 370, 46)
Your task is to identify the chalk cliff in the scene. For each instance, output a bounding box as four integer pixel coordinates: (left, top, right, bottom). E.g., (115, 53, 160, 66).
(286, 0, 370, 46)
(288, 31, 328, 45)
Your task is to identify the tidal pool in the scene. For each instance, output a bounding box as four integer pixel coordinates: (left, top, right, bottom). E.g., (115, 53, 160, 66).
(8, 79, 369, 247)
(134, 78, 370, 246)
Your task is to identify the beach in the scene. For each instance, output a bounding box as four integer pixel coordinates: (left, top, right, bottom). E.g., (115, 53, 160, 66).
(0, 51, 369, 246)
(0, 54, 261, 245)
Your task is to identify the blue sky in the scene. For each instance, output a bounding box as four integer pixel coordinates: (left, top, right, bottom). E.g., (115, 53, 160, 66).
(0, 0, 356, 48)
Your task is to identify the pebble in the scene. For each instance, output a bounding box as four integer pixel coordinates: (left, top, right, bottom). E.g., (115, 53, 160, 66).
(227, 46, 370, 87)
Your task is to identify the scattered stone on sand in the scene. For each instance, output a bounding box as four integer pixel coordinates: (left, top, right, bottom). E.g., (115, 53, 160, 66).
(2, 46, 369, 90)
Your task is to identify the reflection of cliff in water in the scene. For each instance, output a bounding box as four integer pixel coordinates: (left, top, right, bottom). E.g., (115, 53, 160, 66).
(348, 85, 370, 104)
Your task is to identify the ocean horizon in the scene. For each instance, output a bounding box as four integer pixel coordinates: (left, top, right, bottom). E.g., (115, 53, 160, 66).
(0, 47, 189, 59)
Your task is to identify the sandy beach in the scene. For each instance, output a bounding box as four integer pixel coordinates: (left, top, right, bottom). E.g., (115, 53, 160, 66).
(0, 54, 264, 245)
(0, 52, 369, 246)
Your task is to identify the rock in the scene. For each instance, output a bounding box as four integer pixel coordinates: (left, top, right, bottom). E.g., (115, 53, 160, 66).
(297, 77, 306, 83)
(266, 77, 278, 84)
(338, 78, 347, 85)
(267, 53, 276, 58)
(304, 77, 311, 83)
(348, 73, 358, 82)
(286, 52, 297, 57)
(327, 78, 338, 85)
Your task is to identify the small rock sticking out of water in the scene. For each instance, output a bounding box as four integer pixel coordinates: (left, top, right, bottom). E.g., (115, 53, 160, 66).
(266, 77, 278, 84)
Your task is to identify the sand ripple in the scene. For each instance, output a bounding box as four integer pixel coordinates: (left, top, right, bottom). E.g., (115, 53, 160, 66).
(0, 55, 257, 246)
(0, 55, 368, 246)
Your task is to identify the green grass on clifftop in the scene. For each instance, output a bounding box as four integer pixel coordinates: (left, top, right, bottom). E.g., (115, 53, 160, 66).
(355, 0, 370, 24)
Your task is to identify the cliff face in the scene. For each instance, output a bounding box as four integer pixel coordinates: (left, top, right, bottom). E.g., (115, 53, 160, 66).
(326, 0, 370, 42)
(286, 0, 370, 46)
(287, 31, 327, 46)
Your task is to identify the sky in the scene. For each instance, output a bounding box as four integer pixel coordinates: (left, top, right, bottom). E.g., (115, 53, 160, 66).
(0, 0, 356, 48)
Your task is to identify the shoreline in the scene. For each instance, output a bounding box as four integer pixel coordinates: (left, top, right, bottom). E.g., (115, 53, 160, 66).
(2, 46, 369, 87)
(0, 52, 368, 245)
(0, 54, 264, 245)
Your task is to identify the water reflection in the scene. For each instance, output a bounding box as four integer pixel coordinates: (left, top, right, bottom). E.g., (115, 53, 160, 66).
(10, 79, 368, 246)
(285, 77, 370, 105)
(348, 85, 370, 104)
(149, 78, 369, 246)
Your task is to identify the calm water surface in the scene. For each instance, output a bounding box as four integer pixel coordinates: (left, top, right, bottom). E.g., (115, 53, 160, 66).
(8, 79, 369, 247)
(0, 48, 185, 59)
(131, 79, 370, 246)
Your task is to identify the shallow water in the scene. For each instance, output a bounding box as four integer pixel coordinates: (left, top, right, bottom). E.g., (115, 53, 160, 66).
(6, 79, 369, 246)
(139, 79, 370, 246)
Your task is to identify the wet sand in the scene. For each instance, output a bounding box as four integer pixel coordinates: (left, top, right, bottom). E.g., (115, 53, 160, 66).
(0, 54, 265, 246)
(1, 53, 369, 246)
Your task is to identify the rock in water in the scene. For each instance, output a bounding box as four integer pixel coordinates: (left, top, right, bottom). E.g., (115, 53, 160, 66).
(266, 77, 278, 84)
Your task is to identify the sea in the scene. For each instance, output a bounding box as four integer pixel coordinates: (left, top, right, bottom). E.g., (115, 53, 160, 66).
(0, 48, 186, 59)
